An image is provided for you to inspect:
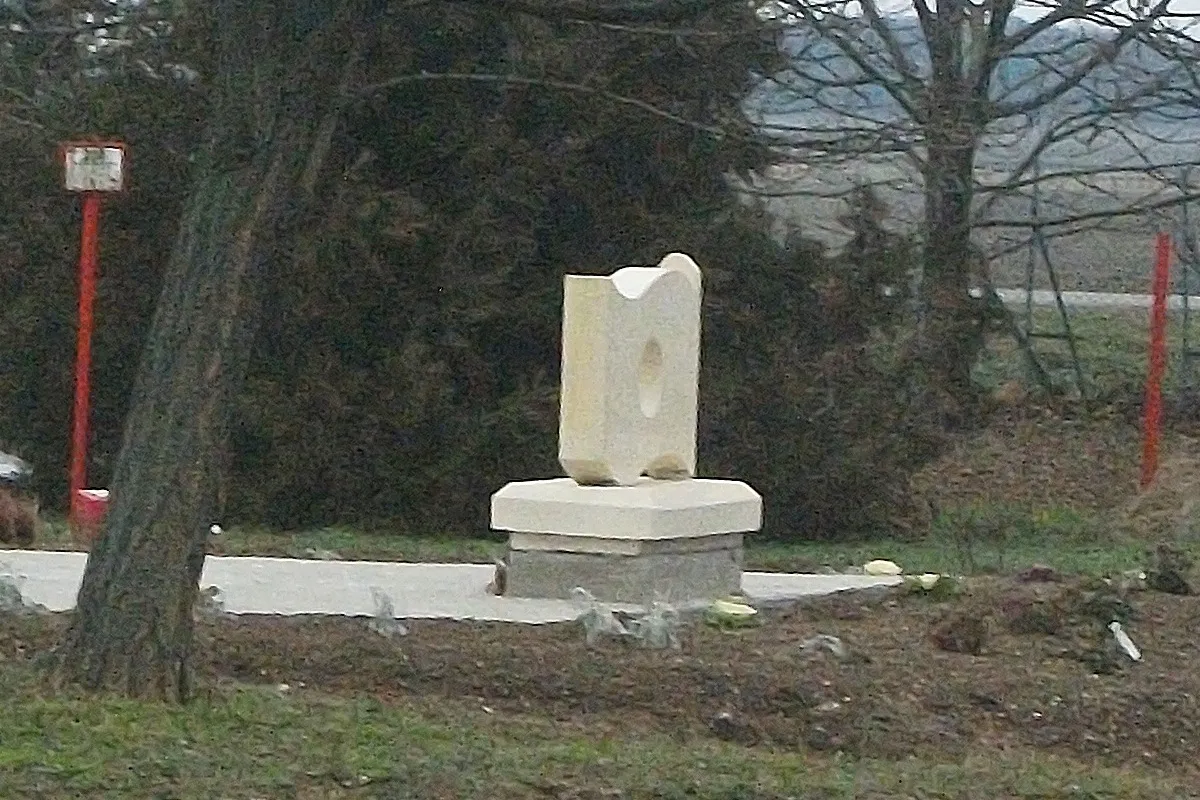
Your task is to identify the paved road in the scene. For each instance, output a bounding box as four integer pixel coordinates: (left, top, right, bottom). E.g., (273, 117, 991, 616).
(989, 288, 1200, 310)
(887, 286, 1192, 309)
(0, 551, 899, 625)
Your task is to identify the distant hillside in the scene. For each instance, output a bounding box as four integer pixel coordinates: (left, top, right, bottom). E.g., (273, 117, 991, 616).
(745, 15, 1198, 168)
(754, 15, 1196, 125)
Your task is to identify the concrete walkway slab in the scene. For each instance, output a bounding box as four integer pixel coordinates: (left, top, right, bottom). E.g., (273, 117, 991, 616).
(0, 551, 899, 624)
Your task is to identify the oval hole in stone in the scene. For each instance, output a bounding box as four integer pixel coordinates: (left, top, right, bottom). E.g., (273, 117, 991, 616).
(638, 339, 664, 418)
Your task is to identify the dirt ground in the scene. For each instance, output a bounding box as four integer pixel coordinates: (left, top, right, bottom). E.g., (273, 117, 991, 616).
(910, 409, 1146, 515)
(4, 412, 1198, 791)
(2, 574, 1197, 780)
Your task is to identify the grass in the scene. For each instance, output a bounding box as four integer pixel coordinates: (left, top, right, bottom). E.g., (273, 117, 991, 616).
(28, 503, 1172, 581)
(32, 518, 503, 563)
(0, 666, 1190, 799)
(750, 502, 1171, 577)
(749, 517, 1156, 577)
(975, 305, 1200, 402)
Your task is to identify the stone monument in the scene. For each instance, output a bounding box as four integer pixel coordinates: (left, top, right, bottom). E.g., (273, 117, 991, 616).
(490, 253, 763, 604)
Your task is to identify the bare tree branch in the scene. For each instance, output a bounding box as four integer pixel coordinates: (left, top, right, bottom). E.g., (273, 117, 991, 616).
(991, 0, 1176, 118)
(976, 190, 1200, 229)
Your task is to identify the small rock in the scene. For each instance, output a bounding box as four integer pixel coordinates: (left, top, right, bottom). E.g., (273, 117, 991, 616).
(194, 585, 226, 620)
(708, 710, 759, 745)
(487, 556, 508, 596)
(1147, 542, 1193, 595)
(998, 591, 1063, 635)
(629, 598, 681, 650)
(1114, 570, 1148, 593)
(703, 598, 758, 629)
(804, 724, 836, 751)
(863, 559, 902, 576)
(304, 548, 343, 561)
(1017, 564, 1062, 583)
(968, 691, 1004, 713)
(931, 612, 988, 655)
(911, 573, 942, 590)
(1108, 621, 1142, 662)
(0, 577, 49, 616)
(367, 587, 408, 638)
(1146, 569, 1191, 595)
(798, 634, 849, 661)
(572, 588, 629, 646)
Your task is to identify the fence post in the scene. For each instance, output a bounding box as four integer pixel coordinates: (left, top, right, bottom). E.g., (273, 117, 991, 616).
(1141, 232, 1171, 490)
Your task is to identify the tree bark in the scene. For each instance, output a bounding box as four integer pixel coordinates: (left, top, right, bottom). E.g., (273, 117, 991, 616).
(906, 6, 988, 418)
(915, 125, 980, 408)
(47, 0, 370, 702)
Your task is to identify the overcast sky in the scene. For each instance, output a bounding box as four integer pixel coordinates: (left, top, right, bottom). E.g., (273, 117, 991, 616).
(872, 0, 1200, 26)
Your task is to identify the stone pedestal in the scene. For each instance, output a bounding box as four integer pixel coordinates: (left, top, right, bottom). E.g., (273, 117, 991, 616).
(491, 477, 762, 604)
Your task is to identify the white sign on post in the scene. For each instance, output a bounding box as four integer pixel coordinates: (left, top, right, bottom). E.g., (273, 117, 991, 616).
(62, 144, 126, 193)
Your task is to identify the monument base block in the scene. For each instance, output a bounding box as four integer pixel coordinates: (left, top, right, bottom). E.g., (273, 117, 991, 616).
(491, 477, 762, 604)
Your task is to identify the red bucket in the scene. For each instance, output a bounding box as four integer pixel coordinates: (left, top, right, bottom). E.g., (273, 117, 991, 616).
(71, 488, 109, 544)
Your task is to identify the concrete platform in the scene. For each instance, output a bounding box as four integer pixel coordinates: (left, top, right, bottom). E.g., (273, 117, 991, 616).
(492, 478, 762, 540)
(493, 477, 762, 603)
(504, 547, 744, 603)
(0, 550, 900, 624)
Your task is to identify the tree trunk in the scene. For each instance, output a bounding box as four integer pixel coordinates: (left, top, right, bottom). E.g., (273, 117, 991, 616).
(903, 6, 991, 419)
(910, 121, 984, 420)
(47, 0, 369, 702)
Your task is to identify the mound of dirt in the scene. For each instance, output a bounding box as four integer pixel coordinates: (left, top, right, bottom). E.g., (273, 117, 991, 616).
(911, 410, 1144, 517)
(1120, 438, 1200, 541)
(3, 576, 1199, 777)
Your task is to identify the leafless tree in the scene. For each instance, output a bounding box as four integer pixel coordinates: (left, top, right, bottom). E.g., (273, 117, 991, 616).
(743, 0, 1200, 403)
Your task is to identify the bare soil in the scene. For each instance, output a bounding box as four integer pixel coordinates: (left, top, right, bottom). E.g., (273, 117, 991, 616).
(910, 409, 1145, 515)
(3, 575, 1197, 780)
(3, 411, 1200, 795)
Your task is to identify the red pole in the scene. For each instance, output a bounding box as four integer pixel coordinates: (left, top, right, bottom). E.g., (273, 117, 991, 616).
(1141, 231, 1171, 490)
(69, 192, 102, 524)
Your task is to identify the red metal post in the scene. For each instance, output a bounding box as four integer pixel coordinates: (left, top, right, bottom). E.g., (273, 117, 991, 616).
(69, 192, 102, 524)
(1141, 231, 1171, 490)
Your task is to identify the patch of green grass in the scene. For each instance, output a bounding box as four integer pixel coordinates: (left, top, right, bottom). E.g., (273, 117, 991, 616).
(30, 517, 508, 562)
(25, 518, 83, 551)
(749, 527, 1151, 578)
(245, 508, 1181, 579)
(764, 500, 1200, 580)
(976, 306, 1200, 402)
(216, 525, 506, 563)
(743, 503, 1161, 578)
(0, 666, 1188, 799)
(32, 503, 1171, 580)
